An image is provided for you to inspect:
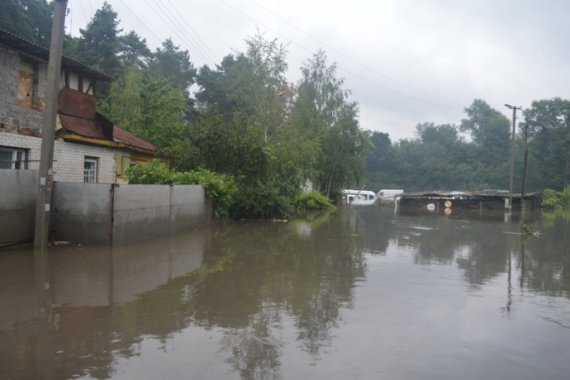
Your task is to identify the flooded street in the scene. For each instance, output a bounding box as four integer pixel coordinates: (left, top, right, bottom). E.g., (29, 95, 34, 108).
(1, 207, 569, 379)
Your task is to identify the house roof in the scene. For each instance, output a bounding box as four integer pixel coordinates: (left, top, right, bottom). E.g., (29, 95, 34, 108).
(0, 28, 111, 81)
(113, 126, 157, 152)
(58, 113, 157, 153)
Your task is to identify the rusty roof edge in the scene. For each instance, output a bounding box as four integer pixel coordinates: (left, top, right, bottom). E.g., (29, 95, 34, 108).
(112, 128, 158, 152)
(0, 28, 112, 81)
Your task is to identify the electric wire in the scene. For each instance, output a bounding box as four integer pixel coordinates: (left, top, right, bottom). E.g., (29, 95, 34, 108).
(142, 0, 215, 66)
(115, 0, 163, 45)
(152, 0, 218, 64)
(77, 0, 89, 31)
(216, 0, 463, 113)
(86, 0, 96, 15)
(247, 0, 464, 108)
(163, 0, 220, 63)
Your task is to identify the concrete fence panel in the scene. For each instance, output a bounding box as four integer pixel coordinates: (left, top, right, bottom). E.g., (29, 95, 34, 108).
(170, 185, 213, 233)
(0, 169, 38, 246)
(1, 178, 212, 247)
(112, 185, 172, 246)
(52, 182, 113, 245)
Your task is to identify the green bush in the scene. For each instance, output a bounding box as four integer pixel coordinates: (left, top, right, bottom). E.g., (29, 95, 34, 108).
(125, 159, 171, 184)
(541, 186, 570, 211)
(541, 188, 560, 210)
(560, 186, 570, 209)
(126, 160, 237, 218)
(230, 179, 295, 220)
(294, 191, 336, 212)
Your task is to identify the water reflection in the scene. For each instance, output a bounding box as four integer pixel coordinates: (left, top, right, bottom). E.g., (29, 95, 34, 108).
(0, 208, 569, 379)
(0, 228, 209, 379)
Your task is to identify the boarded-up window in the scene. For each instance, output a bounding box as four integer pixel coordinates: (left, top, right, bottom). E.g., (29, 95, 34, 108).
(17, 61, 37, 108)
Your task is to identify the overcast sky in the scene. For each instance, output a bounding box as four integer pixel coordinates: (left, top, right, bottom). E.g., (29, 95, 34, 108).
(66, 0, 570, 141)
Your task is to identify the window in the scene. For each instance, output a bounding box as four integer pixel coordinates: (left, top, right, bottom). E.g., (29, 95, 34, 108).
(84, 157, 98, 183)
(0, 147, 29, 169)
(64, 70, 96, 95)
(17, 59, 39, 109)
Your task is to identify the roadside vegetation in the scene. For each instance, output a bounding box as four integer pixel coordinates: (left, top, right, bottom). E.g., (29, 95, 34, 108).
(126, 160, 237, 218)
(127, 160, 336, 219)
(1, 1, 366, 219)
(2, 1, 568, 217)
(541, 186, 570, 222)
(366, 98, 570, 193)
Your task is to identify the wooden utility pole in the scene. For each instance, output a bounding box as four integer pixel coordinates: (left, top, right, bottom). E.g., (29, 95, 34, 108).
(520, 123, 529, 198)
(34, 0, 68, 249)
(505, 104, 522, 212)
(520, 122, 529, 219)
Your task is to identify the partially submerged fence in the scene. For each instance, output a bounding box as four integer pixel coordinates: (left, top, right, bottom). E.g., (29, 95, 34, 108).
(0, 169, 212, 247)
(53, 183, 212, 245)
(0, 169, 38, 246)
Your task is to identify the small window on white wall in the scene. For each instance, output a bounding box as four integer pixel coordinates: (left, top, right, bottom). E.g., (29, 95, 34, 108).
(84, 157, 98, 183)
(0, 147, 29, 169)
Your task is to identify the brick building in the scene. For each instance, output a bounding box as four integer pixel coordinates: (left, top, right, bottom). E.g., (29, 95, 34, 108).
(0, 28, 157, 183)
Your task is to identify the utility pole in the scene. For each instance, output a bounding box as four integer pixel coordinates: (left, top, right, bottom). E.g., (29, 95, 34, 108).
(520, 122, 529, 219)
(34, 0, 68, 249)
(505, 104, 522, 212)
(520, 122, 529, 198)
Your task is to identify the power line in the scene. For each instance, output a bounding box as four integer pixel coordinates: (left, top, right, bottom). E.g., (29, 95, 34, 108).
(216, 0, 463, 113)
(163, 0, 220, 62)
(142, 0, 215, 65)
(86, 0, 96, 15)
(247, 0, 463, 108)
(116, 0, 163, 45)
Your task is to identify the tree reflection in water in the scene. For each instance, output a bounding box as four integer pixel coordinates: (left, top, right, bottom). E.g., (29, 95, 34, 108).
(1, 209, 569, 379)
(187, 215, 366, 374)
(222, 311, 282, 380)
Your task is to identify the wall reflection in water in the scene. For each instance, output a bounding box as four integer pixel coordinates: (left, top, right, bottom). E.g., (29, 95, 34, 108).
(0, 228, 208, 379)
(0, 208, 569, 380)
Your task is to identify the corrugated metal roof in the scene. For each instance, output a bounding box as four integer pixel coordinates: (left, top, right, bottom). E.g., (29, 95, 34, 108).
(58, 113, 157, 153)
(113, 126, 157, 152)
(59, 113, 105, 139)
(0, 28, 111, 81)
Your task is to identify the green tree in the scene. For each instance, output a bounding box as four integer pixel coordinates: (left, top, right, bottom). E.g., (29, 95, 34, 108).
(101, 67, 187, 158)
(73, 2, 122, 97)
(291, 50, 369, 196)
(149, 38, 196, 95)
(118, 31, 152, 69)
(460, 99, 510, 189)
(0, 0, 52, 46)
(523, 98, 570, 190)
(365, 131, 397, 190)
(193, 34, 306, 218)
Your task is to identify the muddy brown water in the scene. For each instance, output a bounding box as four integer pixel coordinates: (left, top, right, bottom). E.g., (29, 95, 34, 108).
(1, 207, 569, 379)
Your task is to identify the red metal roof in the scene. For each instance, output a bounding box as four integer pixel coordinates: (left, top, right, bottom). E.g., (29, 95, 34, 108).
(113, 125, 157, 152)
(58, 113, 157, 153)
(58, 87, 97, 120)
(59, 113, 105, 139)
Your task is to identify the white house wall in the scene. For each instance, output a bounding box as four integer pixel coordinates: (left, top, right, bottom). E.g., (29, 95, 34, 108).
(0, 132, 117, 183)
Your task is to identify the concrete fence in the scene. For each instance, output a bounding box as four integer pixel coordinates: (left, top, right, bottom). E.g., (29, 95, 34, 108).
(0, 169, 213, 246)
(53, 183, 213, 245)
(0, 169, 38, 246)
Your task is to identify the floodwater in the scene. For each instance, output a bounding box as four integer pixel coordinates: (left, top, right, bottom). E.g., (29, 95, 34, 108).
(1, 207, 569, 380)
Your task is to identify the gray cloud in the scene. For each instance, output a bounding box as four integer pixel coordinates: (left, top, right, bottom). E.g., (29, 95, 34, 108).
(69, 0, 570, 140)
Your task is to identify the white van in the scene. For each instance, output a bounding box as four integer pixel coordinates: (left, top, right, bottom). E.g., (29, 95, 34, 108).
(377, 189, 404, 205)
(341, 189, 378, 206)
